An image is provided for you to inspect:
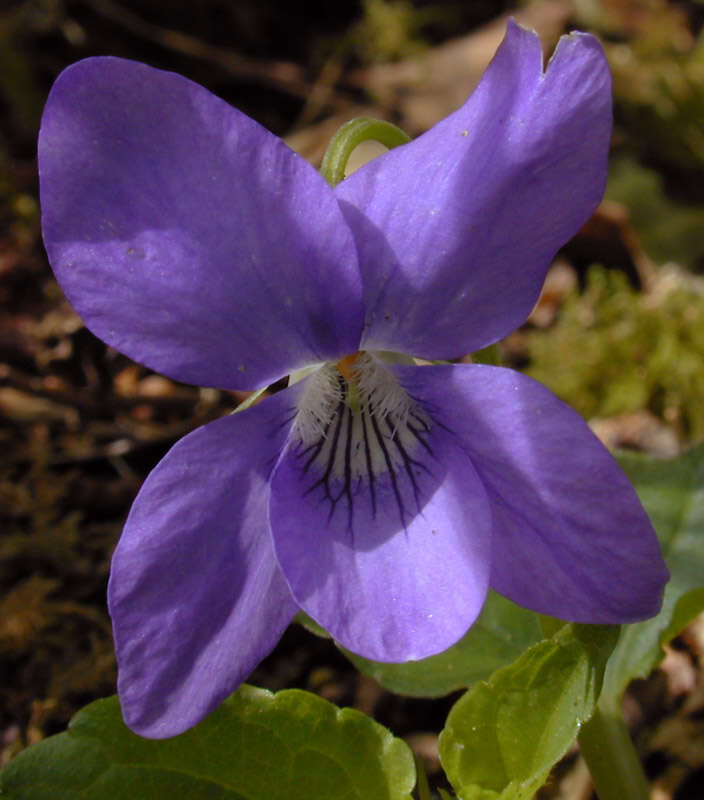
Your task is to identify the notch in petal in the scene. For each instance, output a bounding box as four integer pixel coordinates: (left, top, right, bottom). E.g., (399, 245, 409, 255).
(337, 20, 612, 359)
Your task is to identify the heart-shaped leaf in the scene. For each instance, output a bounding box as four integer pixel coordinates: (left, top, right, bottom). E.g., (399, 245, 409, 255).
(0, 686, 415, 800)
(439, 623, 618, 800)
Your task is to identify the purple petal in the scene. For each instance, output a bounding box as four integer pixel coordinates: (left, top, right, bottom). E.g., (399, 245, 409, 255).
(108, 387, 301, 738)
(336, 21, 611, 358)
(397, 363, 669, 622)
(269, 384, 492, 662)
(39, 57, 362, 390)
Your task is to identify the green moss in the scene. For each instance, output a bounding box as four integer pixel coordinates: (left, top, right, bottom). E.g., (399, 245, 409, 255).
(525, 266, 704, 442)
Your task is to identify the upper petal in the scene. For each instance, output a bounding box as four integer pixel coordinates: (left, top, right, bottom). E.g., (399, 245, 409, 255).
(108, 386, 301, 738)
(39, 57, 363, 390)
(336, 20, 611, 358)
(269, 363, 492, 662)
(398, 363, 669, 623)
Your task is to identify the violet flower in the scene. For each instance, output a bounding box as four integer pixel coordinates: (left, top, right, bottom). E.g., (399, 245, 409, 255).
(38, 21, 668, 738)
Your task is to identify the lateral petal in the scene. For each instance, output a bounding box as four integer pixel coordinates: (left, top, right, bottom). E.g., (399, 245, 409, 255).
(398, 363, 669, 622)
(108, 387, 301, 738)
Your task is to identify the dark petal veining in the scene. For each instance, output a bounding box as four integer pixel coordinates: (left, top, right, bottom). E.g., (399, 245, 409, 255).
(270, 365, 493, 662)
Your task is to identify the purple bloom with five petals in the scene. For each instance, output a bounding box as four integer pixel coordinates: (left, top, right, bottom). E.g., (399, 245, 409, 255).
(38, 21, 668, 738)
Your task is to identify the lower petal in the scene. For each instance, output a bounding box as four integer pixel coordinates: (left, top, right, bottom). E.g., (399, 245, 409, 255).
(269, 372, 492, 662)
(108, 387, 301, 738)
(397, 364, 669, 623)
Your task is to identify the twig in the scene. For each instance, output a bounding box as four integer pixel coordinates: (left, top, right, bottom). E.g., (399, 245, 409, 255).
(83, 0, 311, 98)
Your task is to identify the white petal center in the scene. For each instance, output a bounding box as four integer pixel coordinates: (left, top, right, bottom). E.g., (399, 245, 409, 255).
(291, 352, 431, 488)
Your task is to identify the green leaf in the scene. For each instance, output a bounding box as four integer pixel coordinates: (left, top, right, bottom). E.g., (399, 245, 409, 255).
(601, 445, 704, 707)
(439, 624, 619, 800)
(0, 686, 415, 800)
(294, 609, 330, 638)
(344, 591, 542, 697)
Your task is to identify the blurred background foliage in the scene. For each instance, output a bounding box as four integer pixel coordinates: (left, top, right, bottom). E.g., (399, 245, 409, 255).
(2, 0, 704, 796)
(526, 265, 704, 441)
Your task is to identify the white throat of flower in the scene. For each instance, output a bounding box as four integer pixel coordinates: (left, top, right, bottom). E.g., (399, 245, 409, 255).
(291, 351, 431, 489)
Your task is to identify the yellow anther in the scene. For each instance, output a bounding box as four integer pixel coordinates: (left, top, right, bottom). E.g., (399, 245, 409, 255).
(337, 352, 362, 383)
